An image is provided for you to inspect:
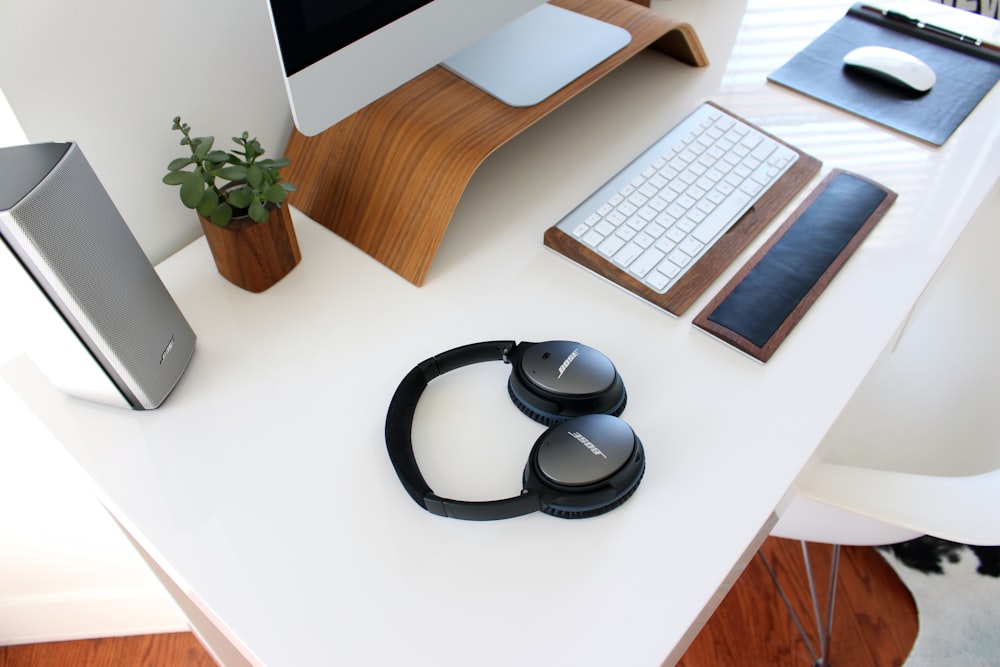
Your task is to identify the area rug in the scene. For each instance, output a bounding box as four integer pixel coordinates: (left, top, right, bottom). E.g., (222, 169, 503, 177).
(879, 537, 1000, 666)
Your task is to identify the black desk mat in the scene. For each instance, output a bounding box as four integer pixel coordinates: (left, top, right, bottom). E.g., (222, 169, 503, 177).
(694, 170, 896, 362)
(768, 6, 1000, 146)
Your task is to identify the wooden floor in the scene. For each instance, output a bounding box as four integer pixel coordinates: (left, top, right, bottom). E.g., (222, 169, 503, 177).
(679, 537, 917, 667)
(0, 632, 215, 667)
(0, 537, 916, 667)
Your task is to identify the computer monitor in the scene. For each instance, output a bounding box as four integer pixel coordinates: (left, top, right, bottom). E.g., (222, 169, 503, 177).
(265, 0, 631, 137)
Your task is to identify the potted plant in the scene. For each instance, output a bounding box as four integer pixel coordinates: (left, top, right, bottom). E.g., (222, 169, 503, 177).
(163, 116, 300, 292)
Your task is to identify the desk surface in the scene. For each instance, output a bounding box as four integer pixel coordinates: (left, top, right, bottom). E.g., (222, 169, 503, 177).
(5, 1, 1000, 666)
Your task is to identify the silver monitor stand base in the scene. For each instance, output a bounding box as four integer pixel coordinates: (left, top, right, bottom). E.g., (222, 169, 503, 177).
(442, 4, 632, 107)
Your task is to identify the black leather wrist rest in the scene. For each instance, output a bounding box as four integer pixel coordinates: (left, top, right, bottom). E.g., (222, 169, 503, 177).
(693, 169, 896, 362)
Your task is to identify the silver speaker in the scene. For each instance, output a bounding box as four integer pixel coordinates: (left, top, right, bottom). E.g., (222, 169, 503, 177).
(0, 141, 195, 409)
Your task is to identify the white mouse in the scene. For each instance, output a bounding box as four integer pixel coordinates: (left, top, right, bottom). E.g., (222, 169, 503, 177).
(843, 45, 936, 93)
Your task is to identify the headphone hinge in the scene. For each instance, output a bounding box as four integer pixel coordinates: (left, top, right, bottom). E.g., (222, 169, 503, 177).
(500, 341, 516, 364)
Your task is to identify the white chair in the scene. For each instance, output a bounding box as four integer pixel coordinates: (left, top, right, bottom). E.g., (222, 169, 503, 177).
(766, 178, 1000, 666)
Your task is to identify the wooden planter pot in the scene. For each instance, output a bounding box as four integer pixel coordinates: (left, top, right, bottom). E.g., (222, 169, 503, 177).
(199, 204, 301, 292)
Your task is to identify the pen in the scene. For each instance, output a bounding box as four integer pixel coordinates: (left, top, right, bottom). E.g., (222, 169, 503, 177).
(881, 8, 983, 46)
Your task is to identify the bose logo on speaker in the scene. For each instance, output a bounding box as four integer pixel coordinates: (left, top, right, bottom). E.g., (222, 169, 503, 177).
(557, 348, 580, 378)
(160, 336, 176, 365)
(568, 431, 608, 459)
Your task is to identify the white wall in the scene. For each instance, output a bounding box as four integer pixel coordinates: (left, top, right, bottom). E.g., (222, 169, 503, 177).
(0, 0, 298, 644)
(0, 0, 294, 265)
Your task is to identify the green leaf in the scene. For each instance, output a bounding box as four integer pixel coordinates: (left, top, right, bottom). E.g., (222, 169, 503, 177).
(162, 171, 189, 186)
(192, 136, 214, 155)
(179, 170, 205, 208)
(227, 187, 252, 210)
(280, 182, 297, 192)
(270, 157, 290, 169)
(167, 157, 193, 171)
(248, 199, 268, 223)
(246, 164, 264, 189)
(217, 165, 248, 181)
(264, 183, 287, 205)
(204, 150, 229, 164)
(196, 190, 219, 217)
(210, 204, 233, 228)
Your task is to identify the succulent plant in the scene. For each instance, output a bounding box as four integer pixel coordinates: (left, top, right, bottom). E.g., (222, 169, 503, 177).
(163, 116, 296, 227)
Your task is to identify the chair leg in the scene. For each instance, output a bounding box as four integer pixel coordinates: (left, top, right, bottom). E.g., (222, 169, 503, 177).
(758, 541, 841, 667)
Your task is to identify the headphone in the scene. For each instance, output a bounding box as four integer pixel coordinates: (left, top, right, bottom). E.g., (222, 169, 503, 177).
(384, 340, 645, 520)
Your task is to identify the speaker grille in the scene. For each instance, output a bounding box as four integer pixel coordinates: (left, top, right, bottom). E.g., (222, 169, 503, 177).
(0, 143, 195, 408)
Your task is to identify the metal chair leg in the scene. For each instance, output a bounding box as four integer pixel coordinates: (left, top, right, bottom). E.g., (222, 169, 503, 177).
(758, 541, 841, 667)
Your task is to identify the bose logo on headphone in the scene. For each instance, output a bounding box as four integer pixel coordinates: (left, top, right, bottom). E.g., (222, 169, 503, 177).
(568, 430, 607, 459)
(557, 348, 580, 378)
(384, 340, 645, 521)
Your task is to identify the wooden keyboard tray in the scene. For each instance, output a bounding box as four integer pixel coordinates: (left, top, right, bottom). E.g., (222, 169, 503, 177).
(543, 102, 822, 316)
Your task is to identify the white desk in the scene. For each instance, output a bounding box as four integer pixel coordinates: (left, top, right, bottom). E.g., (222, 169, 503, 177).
(4, 1, 999, 665)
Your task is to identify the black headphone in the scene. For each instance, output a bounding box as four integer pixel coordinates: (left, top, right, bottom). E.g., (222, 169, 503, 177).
(384, 340, 645, 520)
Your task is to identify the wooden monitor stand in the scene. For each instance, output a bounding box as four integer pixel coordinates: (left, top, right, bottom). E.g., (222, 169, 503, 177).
(282, 0, 708, 286)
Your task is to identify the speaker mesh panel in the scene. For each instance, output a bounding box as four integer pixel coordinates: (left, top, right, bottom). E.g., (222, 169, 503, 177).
(1, 143, 195, 408)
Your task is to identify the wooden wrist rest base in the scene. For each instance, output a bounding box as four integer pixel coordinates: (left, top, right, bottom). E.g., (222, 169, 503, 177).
(694, 170, 897, 362)
(282, 0, 708, 286)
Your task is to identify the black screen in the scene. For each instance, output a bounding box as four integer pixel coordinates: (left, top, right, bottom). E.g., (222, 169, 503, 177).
(301, 0, 378, 32)
(270, 0, 435, 76)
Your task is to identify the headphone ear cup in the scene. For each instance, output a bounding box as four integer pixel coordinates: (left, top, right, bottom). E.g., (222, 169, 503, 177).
(540, 485, 641, 519)
(523, 414, 645, 519)
(508, 341, 627, 425)
(507, 382, 563, 427)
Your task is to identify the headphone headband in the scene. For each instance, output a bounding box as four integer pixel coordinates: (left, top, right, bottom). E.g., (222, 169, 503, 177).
(416, 340, 515, 382)
(386, 341, 539, 519)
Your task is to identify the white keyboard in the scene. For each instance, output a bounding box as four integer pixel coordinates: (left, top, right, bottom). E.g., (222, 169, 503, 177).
(554, 103, 799, 295)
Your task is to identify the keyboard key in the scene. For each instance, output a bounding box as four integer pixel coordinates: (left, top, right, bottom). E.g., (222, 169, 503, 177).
(654, 237, 677, 254)
(634, 231, 655, 248)
(668, 248, 692, 267)
(605, 212, 627, 226)
(666, 226, 687, 243)
(657, 260, 681, 279)
(599, 235, 626, 257)
(614, 242, 643, 267)
(646, 270, 670, 291)
(644, 221, 666, 238)
(679, 236, 704, 256)
(629, 248, 665, 278)
(676, 218, 697, 234)
(595, 220, 617, 236)
(692, 190, 752, 244)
